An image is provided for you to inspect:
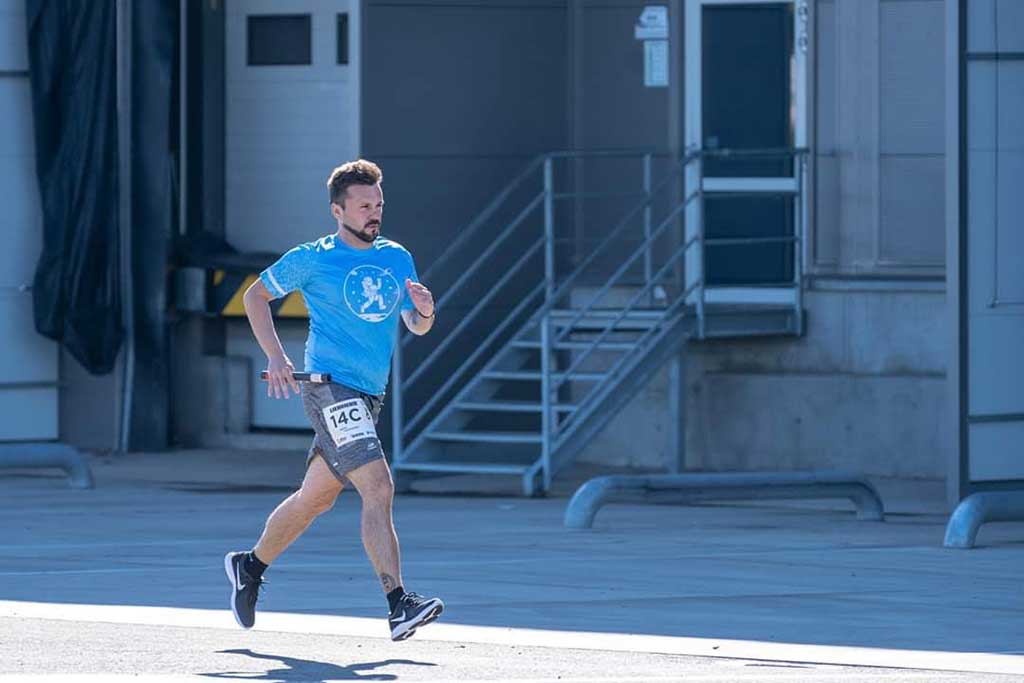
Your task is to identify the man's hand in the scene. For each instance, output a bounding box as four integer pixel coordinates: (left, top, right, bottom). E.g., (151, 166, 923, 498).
(405, 278, 434, 318)
(265, 354, 300, 399)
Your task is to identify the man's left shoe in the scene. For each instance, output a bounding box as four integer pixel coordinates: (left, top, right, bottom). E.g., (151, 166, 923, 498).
(388, 592, 445, 641)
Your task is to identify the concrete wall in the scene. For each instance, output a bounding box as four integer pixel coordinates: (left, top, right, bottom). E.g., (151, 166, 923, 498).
(59, 351, 121, 452)
(684, 288, 947, 478)
(576, 286, 948, 479)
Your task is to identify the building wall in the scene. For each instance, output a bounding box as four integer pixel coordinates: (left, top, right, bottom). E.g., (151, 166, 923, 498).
(576, 0, 952, 480)
(813, 0, 946, 275)
(361, 0, 571, 272)
(684, 287, 947, 478)
(0, 0, 73, 445)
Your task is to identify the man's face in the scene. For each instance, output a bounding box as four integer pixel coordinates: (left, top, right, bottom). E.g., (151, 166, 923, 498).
(333, 183, 383, 243)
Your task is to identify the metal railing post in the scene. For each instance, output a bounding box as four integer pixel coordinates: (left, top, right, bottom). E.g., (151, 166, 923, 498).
(391, 338, 404, 464)
(697, 154, 707, 339)
(794, 153, 805, 334)
(541, 156, 555, 492)
(643, 153, 653, 305)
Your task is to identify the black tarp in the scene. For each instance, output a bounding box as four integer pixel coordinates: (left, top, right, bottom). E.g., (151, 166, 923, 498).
(27, 0, 177, 448)
(26, 0, 122, 375)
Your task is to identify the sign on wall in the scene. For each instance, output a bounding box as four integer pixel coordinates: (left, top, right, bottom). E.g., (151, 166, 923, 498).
(635, 5, 668, 88)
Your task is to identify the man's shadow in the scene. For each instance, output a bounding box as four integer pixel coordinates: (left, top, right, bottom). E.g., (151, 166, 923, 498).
(201, 648, 437, 682)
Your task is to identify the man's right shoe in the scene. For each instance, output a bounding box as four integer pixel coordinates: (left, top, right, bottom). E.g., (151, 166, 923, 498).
(224, 551, 263, 629)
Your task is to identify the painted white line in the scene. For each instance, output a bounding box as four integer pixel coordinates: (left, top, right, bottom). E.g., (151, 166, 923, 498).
(0, 540, 225, 551)
(0, 676, 968, 683)
(334, 678, 967, 683)
(0, 678, 201, 683)
(0, 600, 1021, 676)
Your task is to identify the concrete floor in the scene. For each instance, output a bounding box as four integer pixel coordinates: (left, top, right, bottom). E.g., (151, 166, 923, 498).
(0, 449, 1022, 682)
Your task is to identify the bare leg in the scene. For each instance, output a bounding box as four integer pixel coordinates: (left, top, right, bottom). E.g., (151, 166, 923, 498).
(345, 458, 402, 592)
(253, 454, 343, 564)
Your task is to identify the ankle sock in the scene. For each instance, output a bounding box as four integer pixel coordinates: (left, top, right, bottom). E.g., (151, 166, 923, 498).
(244, 551, 269, 580)
(387, 586, 405, 612)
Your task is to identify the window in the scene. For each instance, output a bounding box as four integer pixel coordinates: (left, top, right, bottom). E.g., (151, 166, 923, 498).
(337, 13, 349, 65)
(247, 15, 312, 66)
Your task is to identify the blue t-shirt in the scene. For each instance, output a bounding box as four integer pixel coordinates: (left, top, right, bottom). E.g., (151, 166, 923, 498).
(260, 234, 419, 396)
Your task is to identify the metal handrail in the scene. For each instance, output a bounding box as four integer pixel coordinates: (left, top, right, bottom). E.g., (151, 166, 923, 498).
(533, 151, 701, 486)
(402, 191, 545, 354)
(553, 278, 702, 453)
(392, 147, 809, 474)
(523, 151, 702, 336)
(542, 147, 809, 451)
(393, 150, 676, 463)
(550, 229, 700, 396)
(405, 147, 678, 346)
(404, 239, 544, 390)
(415, 155, 545, 287)
(403, 281, 545, 438)
(546, 191, 697, 360)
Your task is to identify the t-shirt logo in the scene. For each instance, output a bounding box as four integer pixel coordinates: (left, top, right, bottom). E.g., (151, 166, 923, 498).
(343, 265, 401, 323)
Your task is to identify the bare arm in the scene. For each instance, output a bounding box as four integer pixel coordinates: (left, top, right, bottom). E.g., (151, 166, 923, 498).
(243, 279, 300, 398)
(402, 278, 435, 336)
(401, 308, 435, 336)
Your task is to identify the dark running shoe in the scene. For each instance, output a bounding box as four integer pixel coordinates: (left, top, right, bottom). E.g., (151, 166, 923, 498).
(224, 551, 263, 629)
(388, 592, 445, 641)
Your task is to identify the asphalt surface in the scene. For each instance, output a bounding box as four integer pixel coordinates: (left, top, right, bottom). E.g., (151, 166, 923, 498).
(0, 449, 1022, 682)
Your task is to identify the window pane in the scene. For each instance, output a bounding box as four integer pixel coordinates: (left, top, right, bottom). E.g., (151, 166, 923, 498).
(247, 15, 312, 66)
(337, 14, 349, 65)
(702, 4, 794, 177)
(704, 196, 794, 286)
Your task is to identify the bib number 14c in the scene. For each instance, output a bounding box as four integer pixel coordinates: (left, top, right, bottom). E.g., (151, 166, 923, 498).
(322, 398, 376, 448)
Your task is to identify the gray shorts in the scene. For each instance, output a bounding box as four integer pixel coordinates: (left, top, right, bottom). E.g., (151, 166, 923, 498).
(301, 381, 385, 482)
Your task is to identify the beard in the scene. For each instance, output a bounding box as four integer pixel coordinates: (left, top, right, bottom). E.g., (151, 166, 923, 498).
(343, 220, 380, 244)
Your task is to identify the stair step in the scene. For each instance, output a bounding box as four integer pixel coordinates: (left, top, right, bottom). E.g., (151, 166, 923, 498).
(454, 400, 578, 413)
(542, 309, 666, 331)
(394, 462, 531, 475)
(480, 370, 606, 382)
(550, 308, 665, 319)
(510, 340, 638, 352)
(426, 430, 543, 444)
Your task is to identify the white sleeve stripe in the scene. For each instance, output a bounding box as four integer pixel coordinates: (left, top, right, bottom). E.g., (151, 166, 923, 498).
(264, 269, 287, 297)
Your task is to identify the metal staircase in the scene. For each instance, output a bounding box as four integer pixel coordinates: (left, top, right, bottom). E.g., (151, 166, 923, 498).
(390, 149, 807, 496)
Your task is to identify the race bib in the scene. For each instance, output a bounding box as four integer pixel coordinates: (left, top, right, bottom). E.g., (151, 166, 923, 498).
(322, 398, 376, 448)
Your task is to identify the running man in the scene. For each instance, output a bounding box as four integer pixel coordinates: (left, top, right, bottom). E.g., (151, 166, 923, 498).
(224, 159, 443, 641)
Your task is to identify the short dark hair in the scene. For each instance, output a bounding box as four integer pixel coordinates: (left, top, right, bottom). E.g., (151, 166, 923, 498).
(327, 159, 383, 205)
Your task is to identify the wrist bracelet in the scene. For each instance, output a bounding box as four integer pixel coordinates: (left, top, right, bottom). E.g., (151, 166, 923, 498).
(416, 308, 435, 319)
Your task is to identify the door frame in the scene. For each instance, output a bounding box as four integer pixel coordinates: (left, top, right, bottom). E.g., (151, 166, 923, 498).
(684, 0, 809, 305)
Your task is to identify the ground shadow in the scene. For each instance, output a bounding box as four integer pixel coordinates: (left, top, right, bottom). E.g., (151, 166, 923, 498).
(200, 648, 437, 682)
